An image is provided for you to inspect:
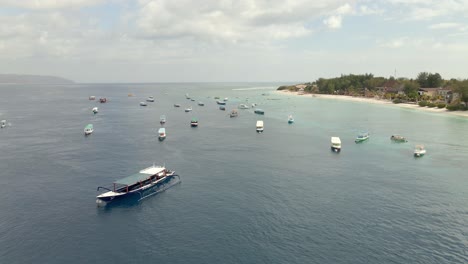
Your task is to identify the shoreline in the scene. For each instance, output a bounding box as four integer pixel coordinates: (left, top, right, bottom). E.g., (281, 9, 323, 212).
(276, 90, 468, 118)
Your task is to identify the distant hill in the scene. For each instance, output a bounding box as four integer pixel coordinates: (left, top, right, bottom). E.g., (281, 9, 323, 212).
(0, 74, 74, 84)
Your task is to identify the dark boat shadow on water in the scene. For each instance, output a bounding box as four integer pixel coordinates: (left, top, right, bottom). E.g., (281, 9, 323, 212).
(96, 177, 182, 212)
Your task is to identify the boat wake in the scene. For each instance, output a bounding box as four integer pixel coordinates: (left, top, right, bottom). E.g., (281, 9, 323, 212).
(137, 176, 181, 201)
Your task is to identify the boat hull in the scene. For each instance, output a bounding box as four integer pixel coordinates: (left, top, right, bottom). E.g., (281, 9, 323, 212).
(331, 147, 341, 152)
(288, 120, 294, 124)
(158, 136, 166, 141)
(355, 137, 369, 143)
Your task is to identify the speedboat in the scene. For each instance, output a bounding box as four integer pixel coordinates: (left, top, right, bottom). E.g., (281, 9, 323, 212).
(160, 115, 166, 125)
(92, 107, 98, 114)
(391, 135, 407, 142)
(147, 96, 155, 102)
(288, 115, 294, 124)
(84, 124, 94, 135)
(158, 128, 166, 141)
(191, 117, 198, 127)
(1, 120, 6, 128)
(140, 102, 147, 106)
(256, 120, 264, 133)
(185, 107, 192, 112)
(230, 109, 238, 118)
(355, 132, 370, 143)
(414, 145, 426, 157)
(96, 165, 180, 205)
(331, 137, 341, 152)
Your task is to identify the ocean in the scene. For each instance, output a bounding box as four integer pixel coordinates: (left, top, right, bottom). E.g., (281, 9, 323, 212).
(0, 83, 467, 264)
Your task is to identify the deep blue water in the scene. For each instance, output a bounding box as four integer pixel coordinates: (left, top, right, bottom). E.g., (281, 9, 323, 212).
(0, 83, 467, 264)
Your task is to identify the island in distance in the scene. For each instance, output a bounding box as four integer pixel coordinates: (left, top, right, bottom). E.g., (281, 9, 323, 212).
(0, 74, 74, 84)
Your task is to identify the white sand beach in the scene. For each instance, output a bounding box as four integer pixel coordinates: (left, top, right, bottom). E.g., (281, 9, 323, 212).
(277, 90, 468, 118)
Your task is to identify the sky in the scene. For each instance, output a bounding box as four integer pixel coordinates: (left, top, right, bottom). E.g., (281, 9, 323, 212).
(0, 0, 467, 83)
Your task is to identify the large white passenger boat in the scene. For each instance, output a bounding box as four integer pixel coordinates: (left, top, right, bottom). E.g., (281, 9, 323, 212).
(96, 165, 179, 205)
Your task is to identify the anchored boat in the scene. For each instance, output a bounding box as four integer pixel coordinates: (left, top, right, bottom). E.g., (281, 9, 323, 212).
(414, 145, 426, 157)
(331, 137, 341, 152)
(160, 115, 166, 125)
(191, 117, 198, 127)
(92, 107, 98, 114)
(288, 115, 294, 124)
(254, 109, 264, 115)
(140, 102, 147, 106)
(355, 132, 370, 143)
(217, 100, 226, 105)
(84, 124, 94, 135)
(158, 128, 166, 141)
(391, 135, 407, 143)
(96, 165, 179, 205)
(230, 109, 238, 118)
(256, 120, 264, 133)
(147, 96, 155, 102)
(1, 120, 6, 128)
(99, 98, 107, 103)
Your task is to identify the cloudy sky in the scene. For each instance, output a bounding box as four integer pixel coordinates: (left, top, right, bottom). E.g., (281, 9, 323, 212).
(0, 0, 467, 83)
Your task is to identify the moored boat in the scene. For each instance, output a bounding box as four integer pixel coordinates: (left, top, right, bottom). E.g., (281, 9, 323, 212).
(216, 100, 226, 105)
(158, 128, 166, 141)
(92, 107, 98, 114)
(214, 96, 220, 99)
(96, 165, 179, 205)
(99, 98, 107, 103)
(219, 106, 226, 111)
(84, 124, 94, 135)
(140, 101, 147, 106)
(256, 120, 264, 133)
(186, 93, 190, 99)
(288, 115, 294, 124)
(224, 97, 228, 101)
(254, 109, 264, 115)
(160, 115, 166, 125)
(185, 106, 192, 112)
(198, 101, 204, 106)
(239, 104, 249, 109)
(414, 145, 426, 157)
(355, 132, 370, 143)
(331, 137, 341, 152)
(391, 135, 407, 142)
(174, 104, 181, 107)
(230, 109, 238, 118)
(89, 96, 96, 100)
(147, 96, 155, 102)
(190, 117, 198, 127)
(1, 120, 6, 128)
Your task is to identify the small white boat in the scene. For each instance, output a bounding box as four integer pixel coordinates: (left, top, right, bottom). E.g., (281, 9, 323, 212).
(92, 107, 98, 114)
(223, 97, 228, 101)
(84, 124, 94, 135)
(140, 102, 147, 106)
(355, 132, 370, 143)
(239, 104, 249, 109)
(158, 128, 166, 141)
(256, 120, 264, 133)
(198, 101, 204, 106)
(174, 104, 181, 107)
(89, 96, 96, 100)
(185, 107, 192, 112)
(414, 145, 426, 157)
(160, 115, 166, 125)
(331, 137, 341, 152)
(1, 120, 6, 128)
(186, 93, 190, 99)
(288, 115, 294, 124)
(147, 96, 155, 102)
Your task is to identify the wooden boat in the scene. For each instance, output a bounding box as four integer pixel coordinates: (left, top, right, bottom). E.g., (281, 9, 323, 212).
(158, 128, 166, 141)
(288, 115, 294, 124)
(391, 135, 407, 142)
(230, 109, 239, 118)
(256, 120, 264, 133)
(355, 132, 370, 143)
(414, 145, 426, 157)
(84, 124, 94, 135)
(92, 107, 98, 114)
(99, 98, 107, 103)
(96, 165, 179, 205)
(331, 137, 341, 152)
(254, 109, 264, 115)
(160, 115, 166, 125)
(191, 117, 198, 127)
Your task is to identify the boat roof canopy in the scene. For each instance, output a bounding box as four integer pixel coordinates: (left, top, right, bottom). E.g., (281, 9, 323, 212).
(115, 166, 165, 185)
(158, 128, 165, 133)
(331, 137, 341, 144)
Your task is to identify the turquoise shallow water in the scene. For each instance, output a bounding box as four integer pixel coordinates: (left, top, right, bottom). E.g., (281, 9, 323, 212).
(0, 83, 467, 264)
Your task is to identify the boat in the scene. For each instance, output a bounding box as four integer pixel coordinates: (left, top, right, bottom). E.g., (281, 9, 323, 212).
(355, 132, 370, 143)
(391, 135, 407, 143)
(219, 106, 226, 111)
(99, 98, 107, 103)
(230, 109, 238, 118)
(185, 107, 192, 112)
(185, 93, 190, 99)
(239, 104, 249, 109)
(191, 99, 195, 102)
(223, 97, 228, 101)
(158, 128, 166, 141)
(288, 115, 294, 124)
(84, 124, 94, 135)
(256, 120, 264, 133)
(1, 120, 6, 128)
(254, 109, 264, 115)
(414, 145, 426, 157)
(174, 104, 181, 107)
(140, 102, 147, 106)
(96, 165, 179, 205)
(147, 96, 155, 102)
(190, 117, 198, 127)
(216, 100, 226, 105)
(331, 137, 341, 152)
(89, 96, 96, 100)
(160, 115, 166, 125)
(214, 96, 220, 99)
(92, 107, 98, 114)
(251, 103, 257, 107)
(198, 101, 204, 106)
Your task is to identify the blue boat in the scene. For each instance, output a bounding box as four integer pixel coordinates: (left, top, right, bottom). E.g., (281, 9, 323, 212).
(96, 165, 179, 205)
